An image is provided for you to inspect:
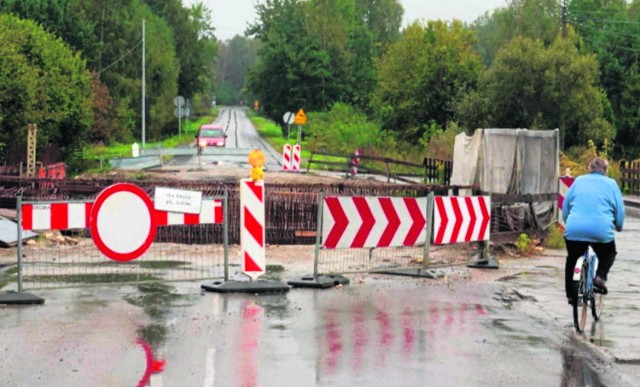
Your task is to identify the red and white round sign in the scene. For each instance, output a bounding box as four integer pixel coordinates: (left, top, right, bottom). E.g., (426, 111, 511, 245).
(90, 183, 157, 262)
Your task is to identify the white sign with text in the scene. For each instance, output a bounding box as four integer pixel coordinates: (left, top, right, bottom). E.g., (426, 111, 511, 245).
(154, 187, 202, 214)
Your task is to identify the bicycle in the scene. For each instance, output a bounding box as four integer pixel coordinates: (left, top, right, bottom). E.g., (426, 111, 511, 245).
(572, 247, 605, 333)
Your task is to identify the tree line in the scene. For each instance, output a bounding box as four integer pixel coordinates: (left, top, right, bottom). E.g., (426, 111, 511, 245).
(3, 0, 640, 168)
(241, 0, 640, 160)
(0, 0, 216, 166)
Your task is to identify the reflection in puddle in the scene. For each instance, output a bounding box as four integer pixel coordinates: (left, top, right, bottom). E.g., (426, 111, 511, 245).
(239, 299, 262, 387)
(320, 300, 487, 375)
(136, 338, 165, 387)
(560, 344, 603, 387)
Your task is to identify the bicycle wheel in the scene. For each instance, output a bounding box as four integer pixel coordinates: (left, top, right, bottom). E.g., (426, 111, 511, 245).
(592, 291, 605, 320)
(573, 261, 589, 333)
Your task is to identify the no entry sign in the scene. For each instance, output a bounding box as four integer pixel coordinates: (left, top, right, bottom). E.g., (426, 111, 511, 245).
(90, 183, 157, 261)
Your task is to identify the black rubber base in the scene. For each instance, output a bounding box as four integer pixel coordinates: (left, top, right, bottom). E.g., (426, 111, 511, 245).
(287, 274, 350, 289)
(201, 280, 290, 294)
(0, 291, 45, 305)
(372, 268, 446, 279)
(467, 255, 500, 269)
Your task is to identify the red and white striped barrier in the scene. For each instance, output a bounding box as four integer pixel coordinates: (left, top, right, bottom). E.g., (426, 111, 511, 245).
(21, 199, 223, 231)
(558, 176, 575, 228)
(291, 144, 301, 171)
(154, 199, 223, 226)
(240, 179, 265, 279)
(322, 196, 427, 249)
(282, 143, 292, 171)
(350, 149, 361, 177)
(432, 196, 490, 245)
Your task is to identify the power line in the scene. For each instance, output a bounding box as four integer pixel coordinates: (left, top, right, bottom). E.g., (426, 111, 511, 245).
(98, 39, 143, 75)
(571, 20, 640, 41)
(580, 35, 640, 54)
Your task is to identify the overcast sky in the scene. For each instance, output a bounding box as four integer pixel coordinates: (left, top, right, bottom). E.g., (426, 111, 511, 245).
(184, 0, 509, 41)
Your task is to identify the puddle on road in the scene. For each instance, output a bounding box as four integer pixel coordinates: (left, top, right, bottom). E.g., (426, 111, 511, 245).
(560, 344, 604, 386)
(24, 273, 159, 284)
(124, 282, 185, 349)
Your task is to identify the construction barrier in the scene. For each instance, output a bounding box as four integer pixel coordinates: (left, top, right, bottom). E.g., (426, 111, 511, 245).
(291, 144, 301, 171)
(558, 176, 575, 228)
(282, 143, 292, 171)
(349, 149, 361, 177)
(240, 179, 265, 280)
(296, 191, 491, 283)
(310, 192, 430, 277)
(15, 183, 228, 290)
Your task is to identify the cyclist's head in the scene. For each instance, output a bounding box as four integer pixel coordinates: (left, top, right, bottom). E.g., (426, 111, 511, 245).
(588, 157, 609, 174)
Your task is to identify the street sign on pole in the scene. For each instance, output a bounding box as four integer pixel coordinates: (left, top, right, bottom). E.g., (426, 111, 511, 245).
(174, 96, 185, 136)
(283, 112, 295, 125)
(283, 112, 295, 140)
(294, 109, 307, 125)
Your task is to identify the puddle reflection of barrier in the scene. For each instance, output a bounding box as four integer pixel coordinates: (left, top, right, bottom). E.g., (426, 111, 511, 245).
(11, 184, 228, 292)
(289, 191, 493, 288)
(318, 299, 488, 375)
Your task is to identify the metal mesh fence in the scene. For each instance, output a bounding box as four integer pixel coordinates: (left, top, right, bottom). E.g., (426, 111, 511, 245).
(317, 245, 425, 274)
(316, 241, 483, 274)
(19, 199, 227, 290)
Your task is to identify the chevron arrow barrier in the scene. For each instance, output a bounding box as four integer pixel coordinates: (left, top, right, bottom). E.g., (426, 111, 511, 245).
(322, 196, 427, 249)
(433, 196, 490, 245)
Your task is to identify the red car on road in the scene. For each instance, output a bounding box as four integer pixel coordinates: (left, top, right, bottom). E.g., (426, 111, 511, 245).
(196, 124, 226, 154)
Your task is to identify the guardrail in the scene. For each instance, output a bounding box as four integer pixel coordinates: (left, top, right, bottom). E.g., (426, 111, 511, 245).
(140, 147, 253, 157)
(307, 151, 452, 185)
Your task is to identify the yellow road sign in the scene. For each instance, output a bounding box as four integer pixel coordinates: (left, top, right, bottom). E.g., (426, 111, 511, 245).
(294, 109, 307, 125)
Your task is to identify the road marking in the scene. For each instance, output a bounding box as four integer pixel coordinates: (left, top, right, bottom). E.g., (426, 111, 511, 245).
(204, 347, 216, 387)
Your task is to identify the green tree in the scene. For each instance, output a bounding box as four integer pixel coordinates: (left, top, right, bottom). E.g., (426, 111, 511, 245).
(217, 36, 261, 105)
(569, 0, 640, 156)
(0, 0, 97, 62)
(473, 0, 561, 65)
(142, 0, 217, 98)
(247, 0, 403, 122)
(373, 21, 482, 141)
(456, 34, 613, 148)
(0, 14, 93, 163)
(80, 0, 179, 140)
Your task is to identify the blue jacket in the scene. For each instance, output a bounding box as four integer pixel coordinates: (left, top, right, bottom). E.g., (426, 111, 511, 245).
(563, 172, 625, 243)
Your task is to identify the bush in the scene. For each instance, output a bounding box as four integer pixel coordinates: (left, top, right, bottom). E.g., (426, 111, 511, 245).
(545, 223, 565, 249)
(515, 233, 534, 256)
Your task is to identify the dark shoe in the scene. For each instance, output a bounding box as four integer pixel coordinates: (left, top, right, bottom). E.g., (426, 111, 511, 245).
(594, 276, 608, 293)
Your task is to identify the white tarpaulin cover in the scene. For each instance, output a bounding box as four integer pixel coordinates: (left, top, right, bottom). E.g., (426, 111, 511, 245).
(451, 129, 559, 230)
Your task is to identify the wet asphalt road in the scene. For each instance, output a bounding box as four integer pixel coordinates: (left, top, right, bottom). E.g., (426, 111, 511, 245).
(168, 107, 282, 171)
(2, 207, 640, 385)
(1, 270, 636, 386)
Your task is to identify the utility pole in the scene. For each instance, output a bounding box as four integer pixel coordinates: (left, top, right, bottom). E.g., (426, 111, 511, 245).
(142, 19, 146, 149)
(560, 1, 567, 150)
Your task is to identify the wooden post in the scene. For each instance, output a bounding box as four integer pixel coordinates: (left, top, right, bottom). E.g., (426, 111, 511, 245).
(26, 124, 37, 178)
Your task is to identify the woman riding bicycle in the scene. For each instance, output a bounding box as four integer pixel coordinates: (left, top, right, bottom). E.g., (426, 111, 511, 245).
(562, 157, 625, 305)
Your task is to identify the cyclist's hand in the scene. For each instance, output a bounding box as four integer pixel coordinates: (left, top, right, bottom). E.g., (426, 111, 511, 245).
(616, 226, 623, 232)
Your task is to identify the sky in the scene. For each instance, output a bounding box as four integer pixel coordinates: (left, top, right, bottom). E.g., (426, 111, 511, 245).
(185, 0, 509, 41)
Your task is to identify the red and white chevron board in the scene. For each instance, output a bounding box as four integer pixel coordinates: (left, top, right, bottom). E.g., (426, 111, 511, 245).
(282, 143, 292, 171)
(433, 196, 490, 245)
(240, 179, 265, 279)
(322, 196, 427, 249)
(21, 199, 223, 231)
(291, 144, 301, 171)
(558, 176, 575, 228)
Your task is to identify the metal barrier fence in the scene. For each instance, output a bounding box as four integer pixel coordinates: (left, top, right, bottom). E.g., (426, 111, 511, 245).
(16, 192, 228, 290)
(312, 192, 490, 278)
(313, 192, 431, 275)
